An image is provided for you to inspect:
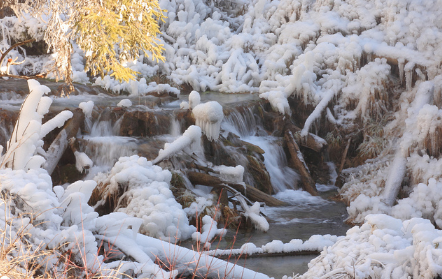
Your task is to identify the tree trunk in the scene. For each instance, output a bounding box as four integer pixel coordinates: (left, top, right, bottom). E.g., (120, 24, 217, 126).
(284, 130, 318, 196)
(43, 109, 84, 175)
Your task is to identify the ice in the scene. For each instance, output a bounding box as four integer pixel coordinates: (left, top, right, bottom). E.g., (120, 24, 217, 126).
(191, 215, 226, 249)
(153, 125, 202, 164)
(117, 99, 132, 108)
(244, 202, 269, 232)
(79, 100, 94, 117)
(192, 101, 224, 141)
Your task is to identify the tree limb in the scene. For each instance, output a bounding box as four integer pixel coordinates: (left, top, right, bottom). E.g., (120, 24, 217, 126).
(0, 39, 35, 67)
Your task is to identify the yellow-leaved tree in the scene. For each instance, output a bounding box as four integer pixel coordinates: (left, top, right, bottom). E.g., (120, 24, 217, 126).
(1, 0, 166, 87)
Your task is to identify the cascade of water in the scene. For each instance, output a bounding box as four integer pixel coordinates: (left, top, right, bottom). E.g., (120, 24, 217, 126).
(222, 107, 259, 137)
(221, 106, 299, 193)
(81, 110, 138, 175)
(245, 136, 299, 193)
(170, 116, 181, 137)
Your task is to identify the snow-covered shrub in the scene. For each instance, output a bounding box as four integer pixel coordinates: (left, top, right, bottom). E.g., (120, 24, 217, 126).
(0, 80, 72, 170)
(93, 155, 196, 241)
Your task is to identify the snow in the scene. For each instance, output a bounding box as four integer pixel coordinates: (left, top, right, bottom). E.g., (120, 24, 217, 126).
(153, 125, 202, 164)
(192, 101, 224, 141)
(191, 215, 226, 249)
(207, 234, 342, 257)
(295, 214, 442, 279)
(74, 151, 93, 172)
(79, 100, 94, 117)
(93, 155, 196, 241)
(244, 202, 269, 232)
(117, 99, 132, 108)
(3, 0, 442, 278)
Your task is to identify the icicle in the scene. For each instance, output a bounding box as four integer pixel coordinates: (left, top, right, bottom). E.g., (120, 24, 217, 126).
(398, 58, 405, 84)
(405, 62, 415, 91)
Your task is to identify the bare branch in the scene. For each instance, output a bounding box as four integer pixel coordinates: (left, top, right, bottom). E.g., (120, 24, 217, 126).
(0, 39, 35, 67)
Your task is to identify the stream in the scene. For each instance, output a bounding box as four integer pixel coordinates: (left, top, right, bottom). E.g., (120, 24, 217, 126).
(0, 87, 350, 278)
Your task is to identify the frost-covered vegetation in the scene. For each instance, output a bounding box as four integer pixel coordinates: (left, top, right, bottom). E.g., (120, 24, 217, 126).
(1, 0, 442, 277)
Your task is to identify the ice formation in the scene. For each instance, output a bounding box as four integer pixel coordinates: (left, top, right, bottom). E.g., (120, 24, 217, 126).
(153, 125, 202, 164)
(207, 234, 342, 257)
(244, 202, 269, 232)
(117, 99, 132, 108)
(192, 101, 224, 141)
(188, 90, 201, 109)
(213, 165, 244, 183)
(79, 100, 94, 117)
(74, 151, 93, 172)
(191, 215, 226, 249)
(1, 80, 72, 171)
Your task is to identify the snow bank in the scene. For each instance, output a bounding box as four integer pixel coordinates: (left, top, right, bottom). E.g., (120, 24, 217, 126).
(296, 214, 442, 279)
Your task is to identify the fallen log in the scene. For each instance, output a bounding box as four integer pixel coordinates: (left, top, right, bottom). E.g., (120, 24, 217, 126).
(187, 171, 287, 206)
(284, 130, 318, 196)
(285, 122, 326, 153)
(215, 250, 320, 260)
(43, 108, 84, 175)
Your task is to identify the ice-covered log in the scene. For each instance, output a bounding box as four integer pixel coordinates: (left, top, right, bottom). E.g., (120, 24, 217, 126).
(383, 82, 434, 206)
(99, 232, 271, 279)
(43, 108, 84, 175)
(187, 171, 287, 206)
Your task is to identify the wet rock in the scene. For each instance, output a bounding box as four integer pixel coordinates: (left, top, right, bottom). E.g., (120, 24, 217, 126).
(119, 110, 170, 137)
(246, 155, 273, 194)
(175, 109, 195, 132)
(0, 109, 18, 148)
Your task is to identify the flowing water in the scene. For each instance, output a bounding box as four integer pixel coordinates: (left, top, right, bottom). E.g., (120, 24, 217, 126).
(0, 89, 349, 278)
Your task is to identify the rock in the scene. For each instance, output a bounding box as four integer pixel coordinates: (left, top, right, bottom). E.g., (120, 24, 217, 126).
(119, 110, 170, 137)
(246, 155, 273, 194)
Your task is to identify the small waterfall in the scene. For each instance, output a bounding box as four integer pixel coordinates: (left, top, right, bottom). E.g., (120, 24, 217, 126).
(221, 106, 299, 193)
(223, 106, 261, 137)
(245, 136, 299, 193)
(81, 110, 138, 176)
(81, 136, 137, 167)
(170, 116, 181, 137)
